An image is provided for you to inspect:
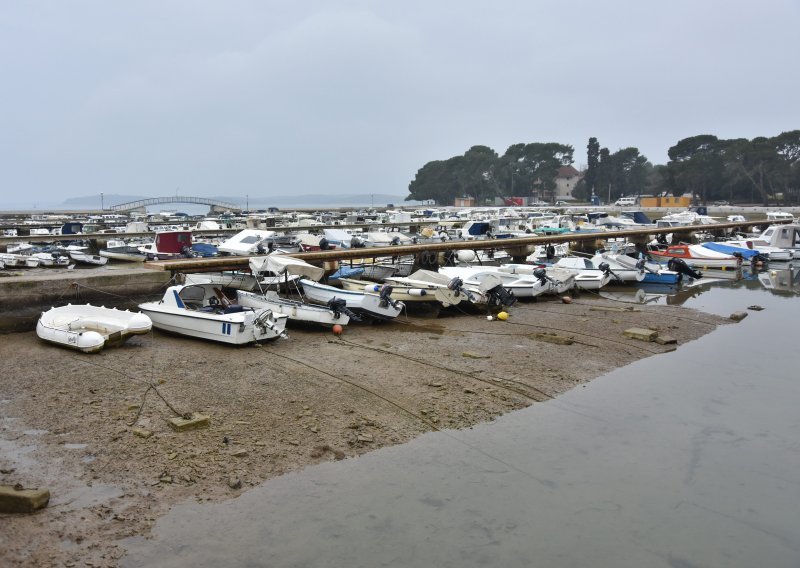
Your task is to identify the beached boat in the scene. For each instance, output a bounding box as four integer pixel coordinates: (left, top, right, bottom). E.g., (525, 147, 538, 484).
(31, 252, 70, 268)
(69, 250, 109, 266)
(593, 252, 681, 284)
(138, 283, 288, 344)
(338, 276, 464, 307)
(647, 243, 743, 270)
(439, 265, 574, 298)
(99, 240, 147, 262)
(36, 304, 152, 353)
(552, 257, 615, 290)
(138, 230, 193, 260)
(235, 255, 356, 327)
(299, 279, 404, 321)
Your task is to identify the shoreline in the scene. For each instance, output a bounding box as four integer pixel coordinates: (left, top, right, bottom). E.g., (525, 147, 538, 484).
(0, 297, 729, 566)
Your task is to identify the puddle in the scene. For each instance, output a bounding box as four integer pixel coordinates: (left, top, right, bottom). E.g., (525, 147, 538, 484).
(50, 482, 123, 508)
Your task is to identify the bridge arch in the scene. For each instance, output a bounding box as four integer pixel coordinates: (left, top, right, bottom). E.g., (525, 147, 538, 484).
(109, 196, 240, 213)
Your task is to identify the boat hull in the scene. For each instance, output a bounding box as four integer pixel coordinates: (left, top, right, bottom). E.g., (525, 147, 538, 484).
(236, 290, 350, 327)
(299, 279, 403, 320)
(36, 305, 152, 353)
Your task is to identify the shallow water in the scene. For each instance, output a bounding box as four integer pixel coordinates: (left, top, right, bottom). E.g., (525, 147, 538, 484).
(123, 275, 800, 568)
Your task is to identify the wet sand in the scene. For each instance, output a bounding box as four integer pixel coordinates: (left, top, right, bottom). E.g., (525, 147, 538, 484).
(0, 296, 728, 567)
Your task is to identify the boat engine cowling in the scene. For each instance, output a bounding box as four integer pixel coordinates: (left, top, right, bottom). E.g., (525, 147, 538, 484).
(533, 268, 549, 285)
(485, 284, 517, 307)
(327, 298, 361, 322)
(667, 257, 703, 280)
(379, 284, 401, 309)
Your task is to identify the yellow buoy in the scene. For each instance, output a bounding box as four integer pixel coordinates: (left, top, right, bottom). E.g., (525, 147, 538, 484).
(497, 311, 509, 321)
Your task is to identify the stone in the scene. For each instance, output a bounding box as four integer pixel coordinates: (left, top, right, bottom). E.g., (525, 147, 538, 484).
(747, 305, 764, 311)
(529, 332, 574, 345)
(730, 311, 748, 321)
(654, 335, 678, 345)
(132, 428, 153, 439)
(231, 449, 248, 458)
(168, 414, 210, 432)
(623, 328, 658, 342)
(227, 476, 242, 490)
(462, 351, 490, 359)
(357, 433, 374, 443)
(0, 485, 50, 513)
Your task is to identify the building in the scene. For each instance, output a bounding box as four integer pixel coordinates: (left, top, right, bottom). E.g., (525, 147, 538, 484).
(454, 196, 476, 207)
(554, 166, 583, 200)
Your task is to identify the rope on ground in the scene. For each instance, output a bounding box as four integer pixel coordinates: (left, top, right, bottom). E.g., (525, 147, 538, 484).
(335, 336, 554, 402)
(67, 355, 188, 426)
(255, 347, 442, 432)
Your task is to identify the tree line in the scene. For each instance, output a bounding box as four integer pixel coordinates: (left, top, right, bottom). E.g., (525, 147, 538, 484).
(405, 130, 800, 206)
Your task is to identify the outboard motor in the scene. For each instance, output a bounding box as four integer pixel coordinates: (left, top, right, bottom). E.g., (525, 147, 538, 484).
(350, 236, 366, 249)
(378, 284, 401, 309)
(533, 267, 549, 285)
(546, 244, 556, 260)
(326, 298, 361, 322)
(667, 257, 703, 281)
(390, 236, 401, 246)
(486, 284, 517, 307)
(598, 261, 623, 283)
(319, 238, 331, 251)
(446, 276, 466, 298)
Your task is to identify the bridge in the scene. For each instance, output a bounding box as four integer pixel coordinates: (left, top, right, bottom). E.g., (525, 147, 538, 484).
(109, 196, 240, 213)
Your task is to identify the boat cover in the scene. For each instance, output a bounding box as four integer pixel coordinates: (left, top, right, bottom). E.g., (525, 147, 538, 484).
(701, 242, 759, 259)
(249, 254, 325, 282)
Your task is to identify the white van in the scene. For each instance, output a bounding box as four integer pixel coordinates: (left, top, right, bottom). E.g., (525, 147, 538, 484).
(614, 197, 637, 206)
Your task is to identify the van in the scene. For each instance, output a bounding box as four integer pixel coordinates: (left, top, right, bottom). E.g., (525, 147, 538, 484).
(614, 197, 637, 206)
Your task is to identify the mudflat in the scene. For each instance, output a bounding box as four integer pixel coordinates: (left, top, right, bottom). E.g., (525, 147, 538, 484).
(0, 297, 727, 566)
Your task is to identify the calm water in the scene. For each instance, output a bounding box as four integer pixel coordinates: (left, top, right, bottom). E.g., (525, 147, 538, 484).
(123, 269, 800, 568)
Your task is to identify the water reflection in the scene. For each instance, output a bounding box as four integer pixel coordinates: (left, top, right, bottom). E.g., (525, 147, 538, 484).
(122, 283, 800, 568)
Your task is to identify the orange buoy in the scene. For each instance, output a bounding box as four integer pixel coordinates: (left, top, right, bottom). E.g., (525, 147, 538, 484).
(332, 324, 343, 336)
(561, 296, 572, 304)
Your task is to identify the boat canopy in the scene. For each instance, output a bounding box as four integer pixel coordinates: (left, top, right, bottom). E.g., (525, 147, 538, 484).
(249, 254, 325, 282)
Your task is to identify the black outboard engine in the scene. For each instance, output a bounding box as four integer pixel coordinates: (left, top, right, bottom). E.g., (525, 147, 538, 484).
(546, 244, 556, 260)
(486, 284, 517, 307)
(390, 236, 401, 246)
(326, 298, 361, 322)
(378, 284, 401, 309)
(181, 246, 193, 258)
(447, 276, 464, 294)
(350, 236, 366, 249)
(667, 257, 703, 281)
(533, 267, 549, 285)
(319, 238, 331, 251)
(598, 261, 623, 283)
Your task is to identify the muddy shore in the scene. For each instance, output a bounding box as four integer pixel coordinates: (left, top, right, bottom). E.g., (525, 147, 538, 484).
(0, 296, 729, 567)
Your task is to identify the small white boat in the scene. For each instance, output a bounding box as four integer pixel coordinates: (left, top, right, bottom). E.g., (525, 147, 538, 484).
(0, 253, 31, 268)
(69, 250, 109, 266)
(439, 265, 573, 298)
(338, 277, 464, 307)
(37, 304, 152, 353)
(99, 240, 147, 262)
(138, 283, 288, 344)
(236, 290, 353, 327)
(299, 279, 404, 321)
(31, 252, 71, 268)
(552, 257, 615, 290)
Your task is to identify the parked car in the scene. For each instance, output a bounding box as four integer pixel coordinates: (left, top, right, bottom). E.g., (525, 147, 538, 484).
(713, 200, 729, 206)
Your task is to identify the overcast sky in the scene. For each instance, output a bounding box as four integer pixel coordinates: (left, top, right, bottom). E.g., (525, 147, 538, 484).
(1, 1, 798, 205)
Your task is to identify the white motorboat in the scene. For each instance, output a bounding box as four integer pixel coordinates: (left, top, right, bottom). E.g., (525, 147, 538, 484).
(753, 223, 800, 259)
(31, 252, 70, 268)
(397, 269, 490, 306)
(552, 257, 615, 290)
(138, 283, 288, 344)
(338, 276, 464, 308)
(185, 272, 261, 292)
(592, 253, 680, 284)
(69, 250, 109, 266)
(36, 304, 152, 353)
(236, 290, 354, 327)
(299, 278, 404, 321)
(99, 240, 147, 262)
(439, 265, 573, 298)
(235, 254, 356, 326)
(0, 253, 32, 268)
(217, 229, 299, 256)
